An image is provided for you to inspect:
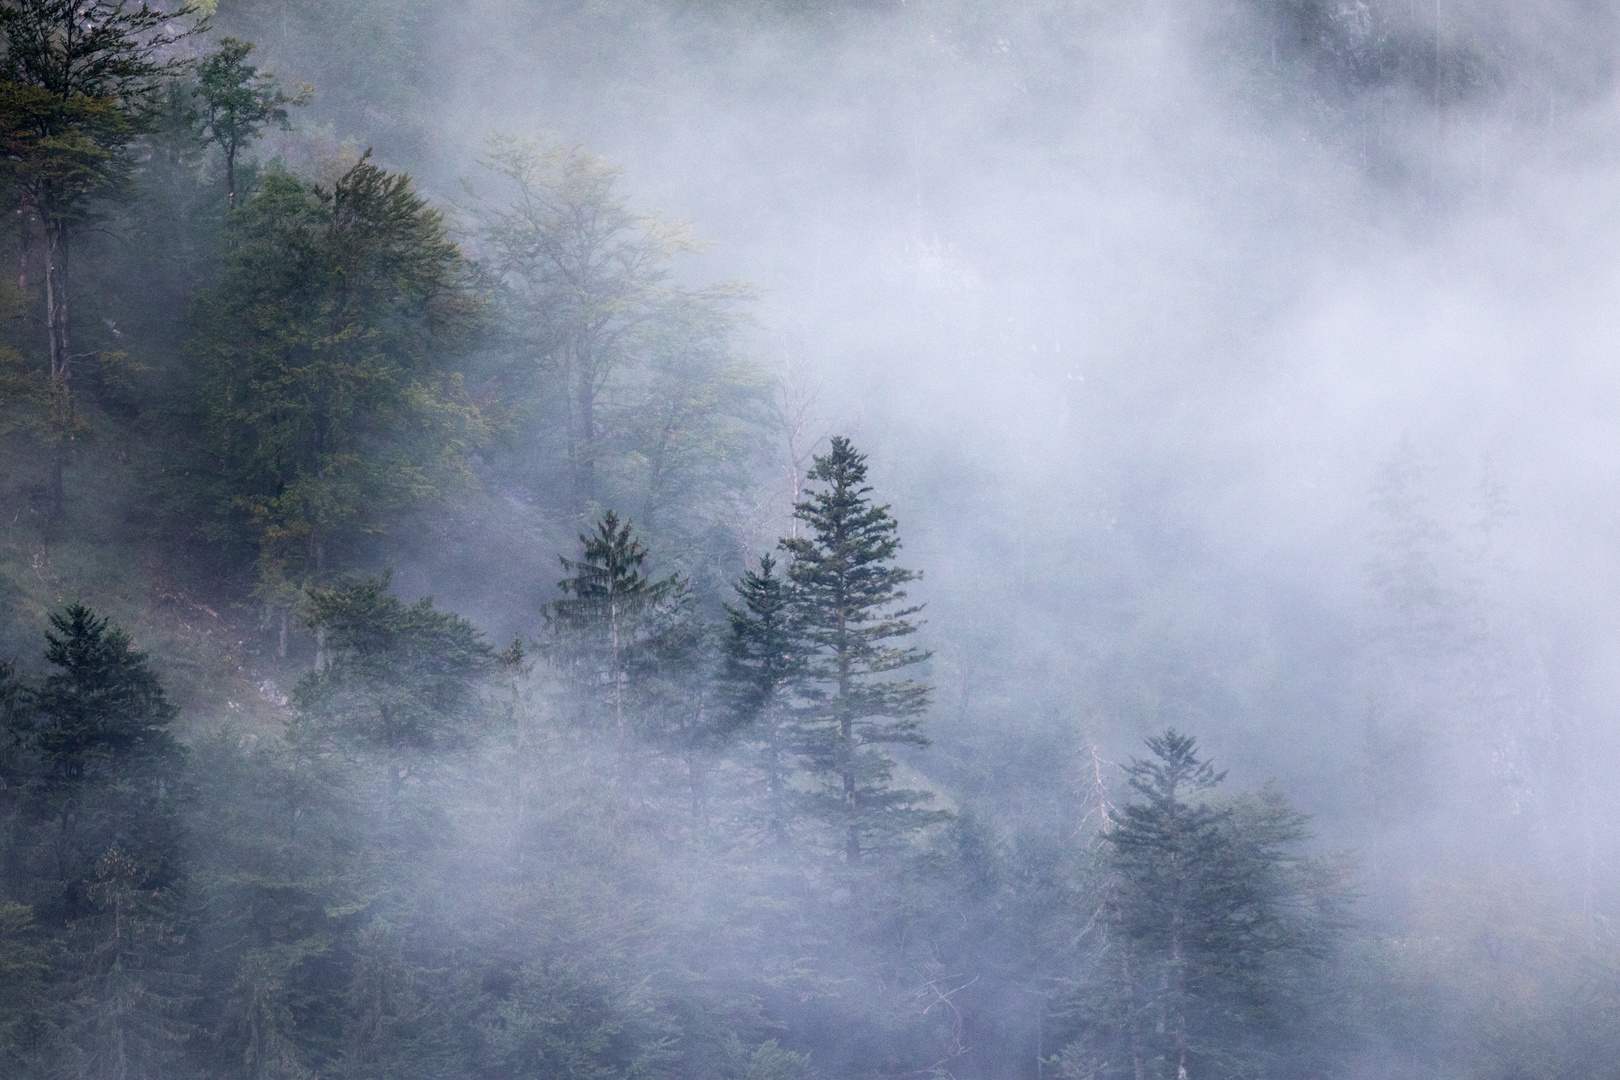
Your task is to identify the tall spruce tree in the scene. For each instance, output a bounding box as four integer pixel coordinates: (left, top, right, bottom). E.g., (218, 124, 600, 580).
(780, 436, 940, 862)
(1069, 730, 1334, 1080)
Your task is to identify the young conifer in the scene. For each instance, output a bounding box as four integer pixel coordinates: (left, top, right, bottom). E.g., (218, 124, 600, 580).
(720, 553, 806, 842)
(546, 511, 685, 745)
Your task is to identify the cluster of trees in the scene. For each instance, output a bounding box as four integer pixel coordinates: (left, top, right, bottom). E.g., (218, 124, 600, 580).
(0, 578, 1348, 1080)
(1, 3, 1618, 1080)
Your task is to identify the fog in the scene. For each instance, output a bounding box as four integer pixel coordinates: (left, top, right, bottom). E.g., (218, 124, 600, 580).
(7, 1, 1620, 1077)
(284, 0, 1620, 875)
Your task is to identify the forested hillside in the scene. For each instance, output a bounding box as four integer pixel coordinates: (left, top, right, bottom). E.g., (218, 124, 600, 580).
(4, 2, 1620, 1079)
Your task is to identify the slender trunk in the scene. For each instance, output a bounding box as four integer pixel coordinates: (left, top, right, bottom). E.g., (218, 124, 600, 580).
(226, 141, 237, 209)
(1172, 919, 1188, 1080)
(44, 223, 71, 519)
(838, 571, 858, 862)
(1125, 949, 1145, 1080)
(767, 696, 786, 843)
(16, 196, 31, 292)
(610, 594, 624, 748)
(278, 609, 289, 659)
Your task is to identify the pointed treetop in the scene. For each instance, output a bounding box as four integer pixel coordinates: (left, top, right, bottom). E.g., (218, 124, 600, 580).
(1124, 728, 1227, 806)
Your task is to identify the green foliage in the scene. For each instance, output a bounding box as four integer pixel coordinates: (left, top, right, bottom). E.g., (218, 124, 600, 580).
(0, 899, 48, 1074)
(3, 605, 185, 921)
(780, 436, 941, 861)
(490, 957, 678, 1080)
(196, 38, 310, 209)
(545, 511, 696, 744)
(1060, 730, 1345, 1080)
(295, 573, 492, 752)
(719, 553, 806, 842)
(187, 153, 481, 611)
(0, 607, 190, 1080)
(0, 0, 201, 514)
(470, 135, 761, 569)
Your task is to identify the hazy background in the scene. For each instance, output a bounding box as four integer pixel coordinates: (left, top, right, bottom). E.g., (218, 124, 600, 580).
(213, 0, 1620, 908)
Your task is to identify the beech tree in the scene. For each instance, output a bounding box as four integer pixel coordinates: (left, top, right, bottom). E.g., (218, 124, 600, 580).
(0, 0, 198, 515)
(470, 135, 755, 539)
(781, 436, 941, 861)
(195, 37, 308, 210)
(188, 153, 479, 644)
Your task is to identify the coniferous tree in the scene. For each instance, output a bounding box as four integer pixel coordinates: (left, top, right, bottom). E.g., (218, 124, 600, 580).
(719, 554, 806, 843)
(1067, 730, 1338, 1080)
(18, 605, 185, 919)
(0, 606, 190, 1080)
(780, 436, 941, 862)
(545, 511, 689, 746)
(296, 573, 493, 755)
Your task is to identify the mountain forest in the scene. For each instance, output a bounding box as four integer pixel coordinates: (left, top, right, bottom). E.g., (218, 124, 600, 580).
(2, 1, 1619, 1079)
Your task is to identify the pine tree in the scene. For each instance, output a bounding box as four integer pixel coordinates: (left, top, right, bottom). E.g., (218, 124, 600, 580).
(780, 436, 941, 862)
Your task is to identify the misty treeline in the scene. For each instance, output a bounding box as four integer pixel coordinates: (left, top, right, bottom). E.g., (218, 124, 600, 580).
(1, 2, 1619, 1080)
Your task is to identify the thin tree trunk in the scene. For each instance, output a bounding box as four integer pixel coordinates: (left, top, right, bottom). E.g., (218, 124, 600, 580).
(839, 624, 858, 862)
(44, 223, 71, 519)
(1172, 920, 1188, 1080)
(610, 594, 625, 748)
(16, 196, 31, 292)
(1125, 949, 1145, 1080)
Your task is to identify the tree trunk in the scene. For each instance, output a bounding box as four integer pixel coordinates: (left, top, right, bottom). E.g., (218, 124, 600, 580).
(16, 196, 31, 292)
(44, 223, 71, 520)
(1172, 919, 1188, 1080)
(1125, 949, 1145, 1080)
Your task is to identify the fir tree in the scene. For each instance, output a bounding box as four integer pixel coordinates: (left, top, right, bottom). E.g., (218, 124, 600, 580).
(780, 436, 941, 862)
(545, 511, 688, 746)
(0, 606, 190, 1080)
(296, 573, 493, 754)
(1071, 730, 1333, 1080)
(719, 553, 806, 843)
